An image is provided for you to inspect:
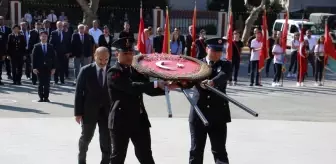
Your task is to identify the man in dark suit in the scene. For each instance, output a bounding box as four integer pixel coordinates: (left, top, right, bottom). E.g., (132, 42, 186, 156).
(20, 22, 30, 80)
(62, 21, 73, 79)
(71, 24, 94, 85)
(153, 27, 164, 53)
(0, 30, 6, 85)
(7, 25, 26, 85)
(28, 21, 43, 85)
(50, 21, 71, 84)
(107, 37, 178, 163)
(32, 31, 56, 102)
(0, 16, 13, 79)
(74, 47, 111, 164)
(184, 38, 232, 164)
(42, 19, 51, 41)
(185, 25, 195, 57)
(174, 27, 186, 55)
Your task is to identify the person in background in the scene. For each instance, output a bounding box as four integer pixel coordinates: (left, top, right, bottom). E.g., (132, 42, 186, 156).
(98, 26, 113, 66)
(24, 11, 32, 29)
(0, 16, 13, 80)
(32, 31, 56, 102)
(47, 10, 57, 30)
(33, 11, 42, 23)
(85, 25, 95, 60)
(229, 31, 244, 86)
(62, 21, 73, 79)
(265, 31, 277, 77)
(75, 47, 111, 164)
(108, 12, 116, 33)
(195, 29, 207, 59)
(305, 29, 317, 77)
(247, 28, 259, 76)
(249, 31, 262, 86)
(28, 21, 43, 85)
(89, 20, 103, 48)
(185, 25, 194, 56)
(119, 21, 134, 39)
(0, 27, 6, 85)
(271, 38, 284, 87)
(296, 40, 309, 87)
(287, 32, 300, 78)
(314, 36, 325, 86)
(170, 31, 182, 55)
(71, 24, 94, 85)
(153, 27, 164, 53)
(276, 31, 282, 39)
(20, 22, 30, 80)
(147, 26, 154, 46)
(7, 25, 26, 85)
(174, 27, 186, 55)
(42, 19, 51, 40)
(144, 28, 154, 54)
(58, 12, 67, 21)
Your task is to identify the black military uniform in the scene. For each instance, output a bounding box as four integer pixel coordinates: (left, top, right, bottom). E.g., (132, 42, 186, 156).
(188, 38, 232, 164)
(107, 37, 165, 164)
(32, 31, 56, 102)
(7, 25, 26, 85)
(0, 31, 6, 85)
(0, 24, 12, 79)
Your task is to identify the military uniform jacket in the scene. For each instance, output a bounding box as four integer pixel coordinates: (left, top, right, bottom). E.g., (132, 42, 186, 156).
(189, 58, 232, 124)
(7, 33, 26, 57)
(107, 62, 165, 130)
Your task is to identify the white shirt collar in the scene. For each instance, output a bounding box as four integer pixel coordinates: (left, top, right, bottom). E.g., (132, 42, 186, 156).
(95, 63, 107, 72)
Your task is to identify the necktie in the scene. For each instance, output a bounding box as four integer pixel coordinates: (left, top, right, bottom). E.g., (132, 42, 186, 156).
(43, 44, 46, 55)
(99, 68, 104, 87)
(81, 35, 84, 43)
(59, 31, 63, 42)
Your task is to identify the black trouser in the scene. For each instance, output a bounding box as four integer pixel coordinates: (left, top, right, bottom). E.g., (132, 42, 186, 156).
(64, 56, 69, 78)
(78, 111, 110, 164)
(0, 60, 3, 81)
(37, 69, 51, 99)
(54, 55, 66, 83)
(5, 57, 11, 76)
(273, 63, 283, 82)
(288, 51, 297, 73)
(31, 69, 37, 84)
(266, 54, 275, 75)
(189, 122, 229, 164)
(230, 57, 240, 82)
(110, 125, 155, 164)
(315, 56, 325, 82)
(307, 52, 315, 76)
(250, 60, 260, 85)
(247, 54, 251, 74)
(11, 56, 24, 83)
(25, 54, 31, 78)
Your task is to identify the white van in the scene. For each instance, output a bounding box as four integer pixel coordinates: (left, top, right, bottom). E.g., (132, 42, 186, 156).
(272, 19, 324, 47)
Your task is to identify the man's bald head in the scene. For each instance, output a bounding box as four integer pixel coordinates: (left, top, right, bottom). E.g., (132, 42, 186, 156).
(94, 47, 110, 68)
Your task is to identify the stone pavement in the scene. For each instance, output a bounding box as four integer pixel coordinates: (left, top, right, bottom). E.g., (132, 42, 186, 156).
(1, 118, 336, 164)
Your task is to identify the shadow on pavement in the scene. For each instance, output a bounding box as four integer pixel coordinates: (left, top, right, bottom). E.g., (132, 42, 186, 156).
(0, 105, 49, 114)
(49, 101, 74, 109)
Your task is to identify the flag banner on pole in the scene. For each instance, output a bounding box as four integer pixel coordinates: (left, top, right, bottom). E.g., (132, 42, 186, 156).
(259, 10, 269, 72)
(137, 3, 145, 54)
(162, 7, 170, 54)
(191, 2, 197, 58)
(226, 10, 233, 61)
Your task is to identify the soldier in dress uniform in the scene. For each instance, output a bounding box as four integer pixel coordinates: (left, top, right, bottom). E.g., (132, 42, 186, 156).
(0, 29, 6, 85)
(7, 25, 26, 85)
(186, 37, 232, 164)
(106, 37, 177, 164)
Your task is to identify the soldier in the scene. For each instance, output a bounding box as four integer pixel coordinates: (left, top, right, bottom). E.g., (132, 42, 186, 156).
(7, 25, 26, 85)
(0, 29, 6, 85)
(185, 37, 232, 164)
(0, 16, 13, 80)
(106, 37, 177, 163)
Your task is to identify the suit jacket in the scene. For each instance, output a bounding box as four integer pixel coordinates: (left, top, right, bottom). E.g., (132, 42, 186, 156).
(185, 34, 192, 56)
(98, 34, 113, 54)
(178, 34, 186, 54)
(32, 43, 56, 70)
(195, 39, 207, 59)
(28, 29, 41, 53)
(188, 59, 232, 125)
(74, 63, 111, 124)
(71, 33, 94, 58)
(49, 30, 71, 56)
(0, 32, 6, 56)
(106, 62, 165, 129)
(7, 33, 26, 57)
(1, 26, 12, 41)
(153, 35, 164, 53)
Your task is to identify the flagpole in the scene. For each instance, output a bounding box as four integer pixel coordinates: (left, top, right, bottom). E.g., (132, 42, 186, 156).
(228, 0, 232, 23)
(322, 19, 328, 86)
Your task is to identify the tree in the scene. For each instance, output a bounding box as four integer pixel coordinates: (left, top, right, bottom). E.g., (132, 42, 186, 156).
(241, 0, 285, 43)
(76, 0, 100, 25)
(0, 0, 9, 17)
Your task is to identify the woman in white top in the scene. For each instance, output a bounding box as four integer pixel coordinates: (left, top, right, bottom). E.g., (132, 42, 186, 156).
(271, 38, 284, 86)
(249, 31, 263, 86)
(287, 32, 300, 78)
(314, 36, 325, 86)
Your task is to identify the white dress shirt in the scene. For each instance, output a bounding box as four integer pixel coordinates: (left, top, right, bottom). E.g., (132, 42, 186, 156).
(24, 13, 32, 23)
(89, 28, 103, 44)
(304, 36, 317, 51)
(272, 44, 284, 64)
(250, 39, 262, 61)
(314, 44, 325, 56)
(47, 14, 57, 23)
(96, 63, 107, 86)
